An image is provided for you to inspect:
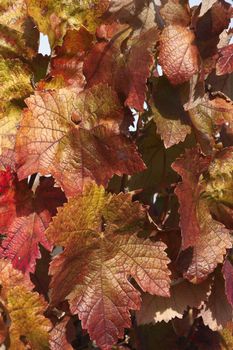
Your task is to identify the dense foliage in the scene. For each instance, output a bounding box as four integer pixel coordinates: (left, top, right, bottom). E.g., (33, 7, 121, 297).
(0, 0, 233, 349)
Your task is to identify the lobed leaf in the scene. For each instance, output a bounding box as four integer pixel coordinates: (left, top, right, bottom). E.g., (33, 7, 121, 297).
(200, 268, 233, 330)
(0, 177, 66, 274)
(47, 184, 171, 349)
(137, 278, 211, 324)
(16, 86, 145, 196)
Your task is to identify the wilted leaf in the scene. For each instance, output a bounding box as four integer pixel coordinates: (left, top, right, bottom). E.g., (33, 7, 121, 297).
(16, 85, 145, 196)
(159, 25, 199, 85)
(47, 183, 171, 349)
(137, 278, 211, 324)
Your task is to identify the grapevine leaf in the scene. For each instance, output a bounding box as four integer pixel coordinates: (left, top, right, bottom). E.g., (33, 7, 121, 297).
(0, 177, 66, 274)
(0, 260, 51, 349)
(0, 0, 39, 59)
(131, 323, 179, 350)
(47, 57, 85, 92)
(160, 0, 190, 26)
(172, 148, 211, 249)
(0, 168, 16, 231)
(39, 28, 92, 91)
(159, 25, 199, 85)
(188, 95, 233, 142)
(205, 147, 233, 205)
(222, 259, 233, 308)
(127, 121, 196, 203)
(179, 199, 231, 283)
(194, 0, 231, 64)
(16, 86, 145, 196)
(0, 55, 34, 169)
(200, 268, 233, 331)
(55, 28, 93, 56)
(173, 149, 232, 282)
(199, 0, 217, 17)
(136, 278, 211, 324)
(0, 57, 32, 101)
(151, 77, 191, 148)
(47, 184, 171, 349)
(207, 70, 233, 102)
(26, 0, 109, 46)
(50, 316, 76, 350)
(216, 44, 233, 76)
(0, 0, 27, 33)
(84, 26, 158, 111)
(108, 0, 158, 34)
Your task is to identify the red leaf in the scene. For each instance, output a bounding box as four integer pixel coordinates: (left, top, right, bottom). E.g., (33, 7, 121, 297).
(216, 44, 233, 76)
(16, 86, 145, 197)
(0, 168, 16, 232)
(159, 25, 199, 85)
(181, 199, 231, 283)
(47, 184, 171, 349)
(84, 26, 158, 111)
(50, 316, 76, 350)
(172, 148, 211, 249)
(0, 177, 66, 274)
(222, 259, 233, 308)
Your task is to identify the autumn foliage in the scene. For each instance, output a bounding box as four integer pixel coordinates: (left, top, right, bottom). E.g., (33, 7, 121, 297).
(0, 0, 233, 349)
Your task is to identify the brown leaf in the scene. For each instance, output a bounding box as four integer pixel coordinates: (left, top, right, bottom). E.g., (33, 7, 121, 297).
(137, 278, 211, 324)
(160, 0, 190, 26)
(151, 77, 191, 148)
(200, 268, 233, 331)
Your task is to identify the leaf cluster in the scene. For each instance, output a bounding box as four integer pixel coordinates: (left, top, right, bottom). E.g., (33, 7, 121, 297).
(0, 0, 233, 349)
